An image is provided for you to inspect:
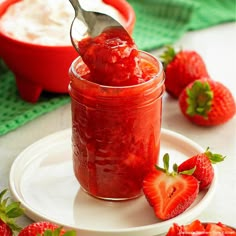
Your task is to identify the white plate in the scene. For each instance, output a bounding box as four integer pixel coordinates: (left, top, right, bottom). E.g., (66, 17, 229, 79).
(9, 129, 217, 236)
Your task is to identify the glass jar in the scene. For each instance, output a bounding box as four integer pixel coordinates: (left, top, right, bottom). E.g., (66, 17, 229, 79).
(69, 51, 165, 200)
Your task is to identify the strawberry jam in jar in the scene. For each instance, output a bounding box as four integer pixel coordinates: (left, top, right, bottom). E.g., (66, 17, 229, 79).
(69, 28, 165, 200)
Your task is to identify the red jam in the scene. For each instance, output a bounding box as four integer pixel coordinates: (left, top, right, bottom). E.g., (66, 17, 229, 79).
(69, 27, 164, 200)
(78, 27, 155, 86)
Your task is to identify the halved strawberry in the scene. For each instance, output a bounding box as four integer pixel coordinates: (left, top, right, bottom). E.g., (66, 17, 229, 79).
(178, 148, 224, 190)
(142, 153, 199, 220)
(0, 189, 24, 236)
(18, 221, 76, 236)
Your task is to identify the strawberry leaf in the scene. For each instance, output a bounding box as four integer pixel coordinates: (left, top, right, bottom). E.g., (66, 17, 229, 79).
(205, 147, 225, 164)
(42, 231, 51, 236)
(0, 189, 7, 198)
(6, 202, 24, 218)
(40, 226, 76, 236)
(172, 163, 178, 173)
(155, 165, 165, 173)
(0, 189, 24, 233)
(179, 166, 196, 175)
(64, 230, 76, 236)
(210, 154, 225, 163)
(7, 221, 22, 231)
(186, 80, 213, 117)
(163, 153, 170, 172)
(155, 153, 170, 173)
(156, 153, 183, 176)
(160, 45, 177, 69)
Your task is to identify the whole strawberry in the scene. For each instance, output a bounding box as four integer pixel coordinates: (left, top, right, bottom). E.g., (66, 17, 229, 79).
(18, 221, 76, 236)
(179, 78, 236, 126)
(0, 189, 24, 236)
(161, 46, 209, 98)
(178, 148, 224, 190)
(142, 153, 199, 220)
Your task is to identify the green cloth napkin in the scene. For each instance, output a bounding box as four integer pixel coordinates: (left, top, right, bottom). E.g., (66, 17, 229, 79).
(128, 0, 236, 50)
(0, 61, 70, 136)
(0, 0, 235, 136)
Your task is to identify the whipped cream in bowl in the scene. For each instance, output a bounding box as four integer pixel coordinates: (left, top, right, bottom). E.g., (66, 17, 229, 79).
(0, 0, 126, 46)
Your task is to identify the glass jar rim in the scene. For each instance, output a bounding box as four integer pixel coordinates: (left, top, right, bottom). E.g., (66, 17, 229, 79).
(70, 50, 165, 90)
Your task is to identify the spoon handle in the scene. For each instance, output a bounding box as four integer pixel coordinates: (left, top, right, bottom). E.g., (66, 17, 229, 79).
(69, 0, 82, 12)
(69, 0, 94, 26)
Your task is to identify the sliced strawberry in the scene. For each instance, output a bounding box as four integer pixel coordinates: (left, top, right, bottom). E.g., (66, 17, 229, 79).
(205, 223, 226, 236)
(178, 148, 224, 190)
(143, 153, 199, 220)
(205, 222, 236, 235)
(166, 223, 181, 236)
(167, 220, 236, 236)
(216, 222, 236, 235)
(182, 220, 206, 235)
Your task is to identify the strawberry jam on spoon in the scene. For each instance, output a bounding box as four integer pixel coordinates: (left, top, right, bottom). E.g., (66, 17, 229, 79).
(78, 27, 154, 86)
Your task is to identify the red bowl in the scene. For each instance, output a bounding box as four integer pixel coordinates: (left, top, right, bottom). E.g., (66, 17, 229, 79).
(0, 0, 135, 103)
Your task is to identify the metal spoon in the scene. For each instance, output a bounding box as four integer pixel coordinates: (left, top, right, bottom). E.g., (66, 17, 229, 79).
(69, 0, 131, 54)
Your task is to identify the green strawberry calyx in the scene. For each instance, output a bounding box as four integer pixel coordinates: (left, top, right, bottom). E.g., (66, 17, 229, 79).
(160, 45, 179, 69)
(205, 147, 225, 164)
(156, 153, 196, 176)
(186, 80, 213, 118)
(0, 189, 24, 233)
(38, 227, 76, 236)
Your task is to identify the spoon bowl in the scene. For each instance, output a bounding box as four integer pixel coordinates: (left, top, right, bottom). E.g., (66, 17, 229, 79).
(69, 0, 133, 54)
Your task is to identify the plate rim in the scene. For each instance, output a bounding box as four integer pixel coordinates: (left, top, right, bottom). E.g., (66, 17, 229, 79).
(9, 128, 217, 235)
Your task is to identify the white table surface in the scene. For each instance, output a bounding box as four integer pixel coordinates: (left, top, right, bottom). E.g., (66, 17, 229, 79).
(0, 22, 236, 231)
